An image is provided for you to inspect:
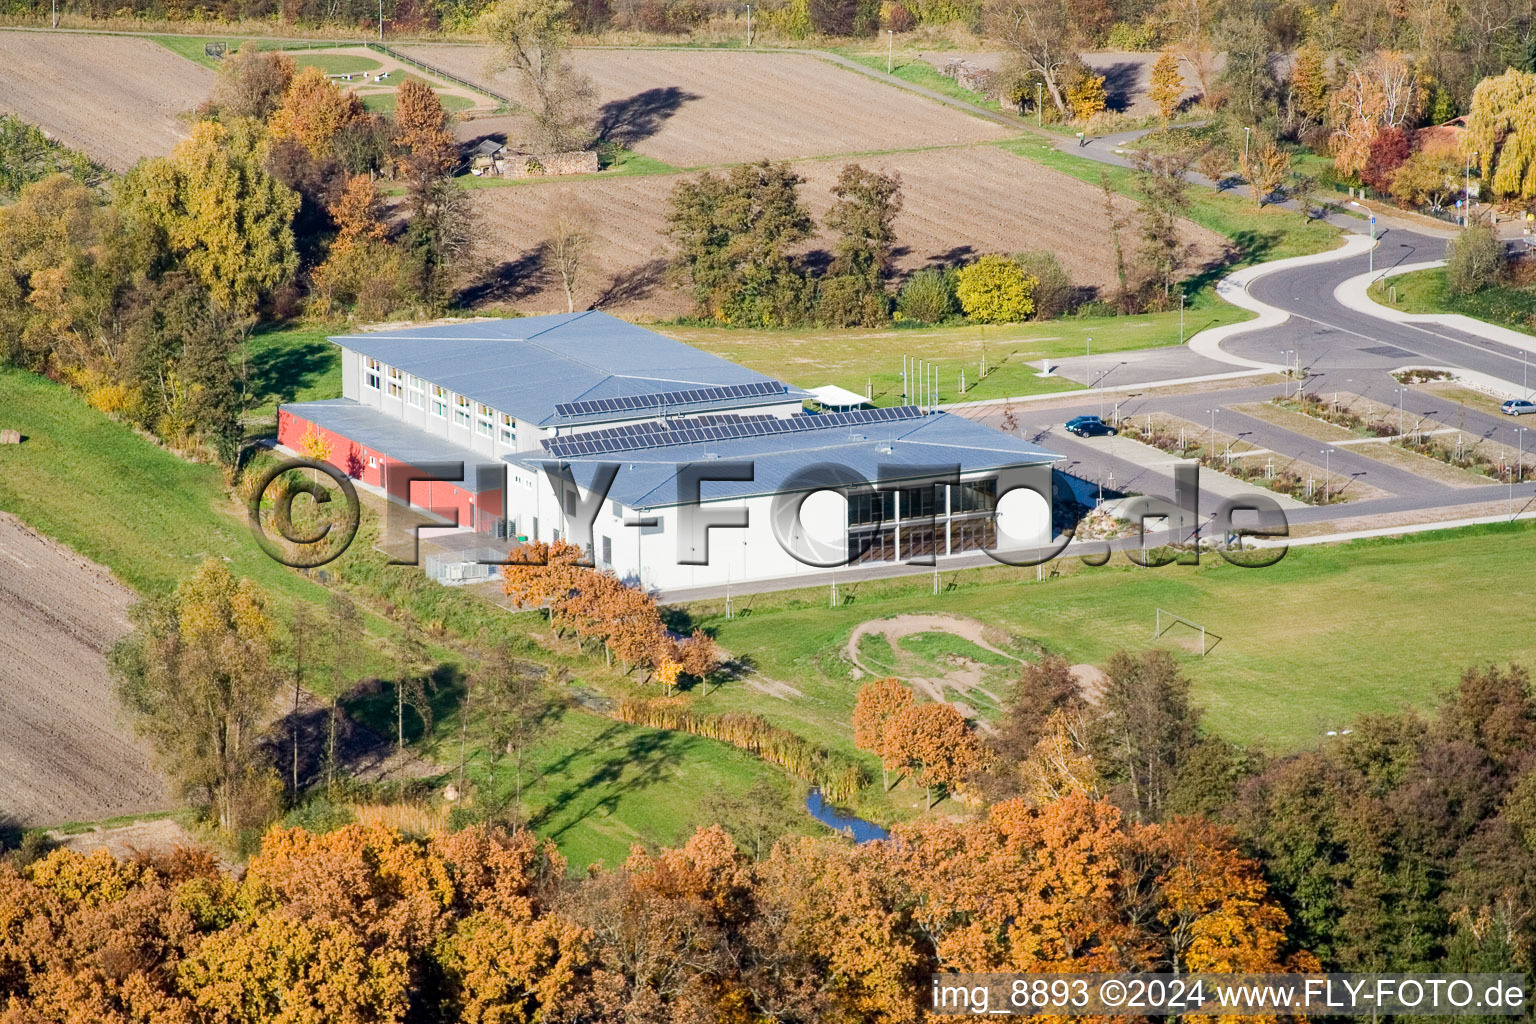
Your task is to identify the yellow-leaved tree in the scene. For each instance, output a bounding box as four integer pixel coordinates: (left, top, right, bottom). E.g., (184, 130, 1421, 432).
(955, 254, 1037, 324)
(1465, 69, 1536, 201)
(1150, 50, 1184, 119)
(118, 119, 299, 314)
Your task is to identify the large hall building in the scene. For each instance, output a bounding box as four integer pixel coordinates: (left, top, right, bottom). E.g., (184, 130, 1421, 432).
(278, 311, 1062, 593)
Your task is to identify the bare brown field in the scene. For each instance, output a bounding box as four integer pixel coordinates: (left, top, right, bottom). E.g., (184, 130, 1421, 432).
(0, 513, 169, 827)
(460, 144, 1224, 317)
(0, 31, 214, 172)
(403, 44, 1013, 166)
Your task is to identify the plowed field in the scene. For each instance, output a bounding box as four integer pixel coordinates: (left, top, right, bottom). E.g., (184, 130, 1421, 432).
(0, 31, 214, 171)
(0, 513, 168, 826)
(403, 44, 1013, 166)
(462, 145, 1225, 317)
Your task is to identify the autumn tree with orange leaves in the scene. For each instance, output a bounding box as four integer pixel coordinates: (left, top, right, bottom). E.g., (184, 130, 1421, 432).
(0, 794, 1311, 1023)
(853, 676, 917, 791)
(501, 539, 720, 688)
(392, 79, 458, 183)
(884, 699, 988, 810)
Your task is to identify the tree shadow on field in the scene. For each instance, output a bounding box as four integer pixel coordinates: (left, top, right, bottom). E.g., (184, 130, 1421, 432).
(592, 258, 669, 309)
(595, 87, 701, 148)
(1095, 61, 1141, 113)
(248, 332, 331, 408)
(925, 244, 977, 267)
(458, 245, 552, 306)
(528, 725, 685, 838)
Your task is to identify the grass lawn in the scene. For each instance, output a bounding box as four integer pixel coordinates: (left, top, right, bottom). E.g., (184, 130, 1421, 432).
(666, 296, 1251, 404)
(244, 320, 343, 434)
(1369, 266, 1536, 337)
(999, 139, 1344, 266)
(838, 50, 1000, 112)
(362, 89, 476, 114)
(148, 34, 340, 69)
(669, 519, 1536, 767)
(292, 53, 382, 75)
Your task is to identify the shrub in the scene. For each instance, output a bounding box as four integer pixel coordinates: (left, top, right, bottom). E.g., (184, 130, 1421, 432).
(955, 255, 1036, 323)
(1012, 250, 1075, 319)
(1106, 21, 1159, 50)
(896, 268, 955, 323)
(881, 0, 914, 30)
(808, 0, 879, 35)
(816, 274, 890, 327)
(1446, 222, 1506, 295)
(764, 0, 813, 36)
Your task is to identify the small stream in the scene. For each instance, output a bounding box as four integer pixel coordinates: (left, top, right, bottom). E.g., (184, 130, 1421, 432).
(805, 788, 889, 843)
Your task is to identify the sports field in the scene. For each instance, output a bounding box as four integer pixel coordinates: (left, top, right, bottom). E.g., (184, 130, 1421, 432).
(669, 520, 1536, 757)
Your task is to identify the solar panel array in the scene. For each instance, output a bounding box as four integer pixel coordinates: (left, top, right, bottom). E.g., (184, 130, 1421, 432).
(553, 380, 787, 420)
(541, 406, 926, 459)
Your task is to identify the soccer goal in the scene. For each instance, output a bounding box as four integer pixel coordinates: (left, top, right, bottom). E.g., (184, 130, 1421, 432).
(1152, 608, 1220, 656)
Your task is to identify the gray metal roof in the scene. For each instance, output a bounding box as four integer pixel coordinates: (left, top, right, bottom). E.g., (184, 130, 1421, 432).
(505, 409, 1062, 509)
(281, 399, 492, 473)
(330, 311, 808, 428)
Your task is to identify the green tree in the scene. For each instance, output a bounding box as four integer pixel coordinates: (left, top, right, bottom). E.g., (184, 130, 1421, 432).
(118, 119, 299, 315)
(1216, 14, 1275, 121)
(481, 0, 597, 152)
(666, 160, 813, 326)
(818, 163, 903, 326)
(471, 641, 555, 829)
(955, 254, 1036, 323)
(110, 560, 283, 833)
(1132, 150, 1193, 301)
(895, 267, 955, 324)
(403, 170, 475, 308)
(1446, 221, 1506, 295)
(1013, 249, 1076, 319)
(1093, 648, 1200, 822)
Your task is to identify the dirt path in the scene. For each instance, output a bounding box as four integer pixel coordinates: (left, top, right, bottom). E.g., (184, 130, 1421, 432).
(0, 513, 170, 826)
(845, 613, 1020, 708)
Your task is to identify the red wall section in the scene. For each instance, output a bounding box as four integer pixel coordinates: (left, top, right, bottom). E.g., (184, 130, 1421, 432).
(277, 411, 505, 532)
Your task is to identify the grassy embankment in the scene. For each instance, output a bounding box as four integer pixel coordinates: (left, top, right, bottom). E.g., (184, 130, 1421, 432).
(1369, 266, 1536, 338)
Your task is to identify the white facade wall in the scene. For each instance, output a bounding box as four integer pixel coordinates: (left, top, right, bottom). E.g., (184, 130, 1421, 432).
(511, 469, 1032, 591)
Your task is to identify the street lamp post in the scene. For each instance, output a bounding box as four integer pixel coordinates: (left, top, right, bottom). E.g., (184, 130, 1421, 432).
(1243, 126, 1251, 164)
(746, 4, 753, 46)
(1321, 448, 1333, 501)
(1086, 336, 1092, 358)
(1206, 408, 1217, 455)
(1349, 202, 1376, 273)
(1179, 291, 1186, 345)
(887, 29, 893, 73)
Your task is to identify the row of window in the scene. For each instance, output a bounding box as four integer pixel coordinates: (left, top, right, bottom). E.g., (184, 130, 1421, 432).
(846, 480, 997, 527)
(364, 358, 516, 445)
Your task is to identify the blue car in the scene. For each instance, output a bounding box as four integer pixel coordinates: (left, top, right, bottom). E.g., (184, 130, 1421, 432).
(1065, 417, 1118, 437)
